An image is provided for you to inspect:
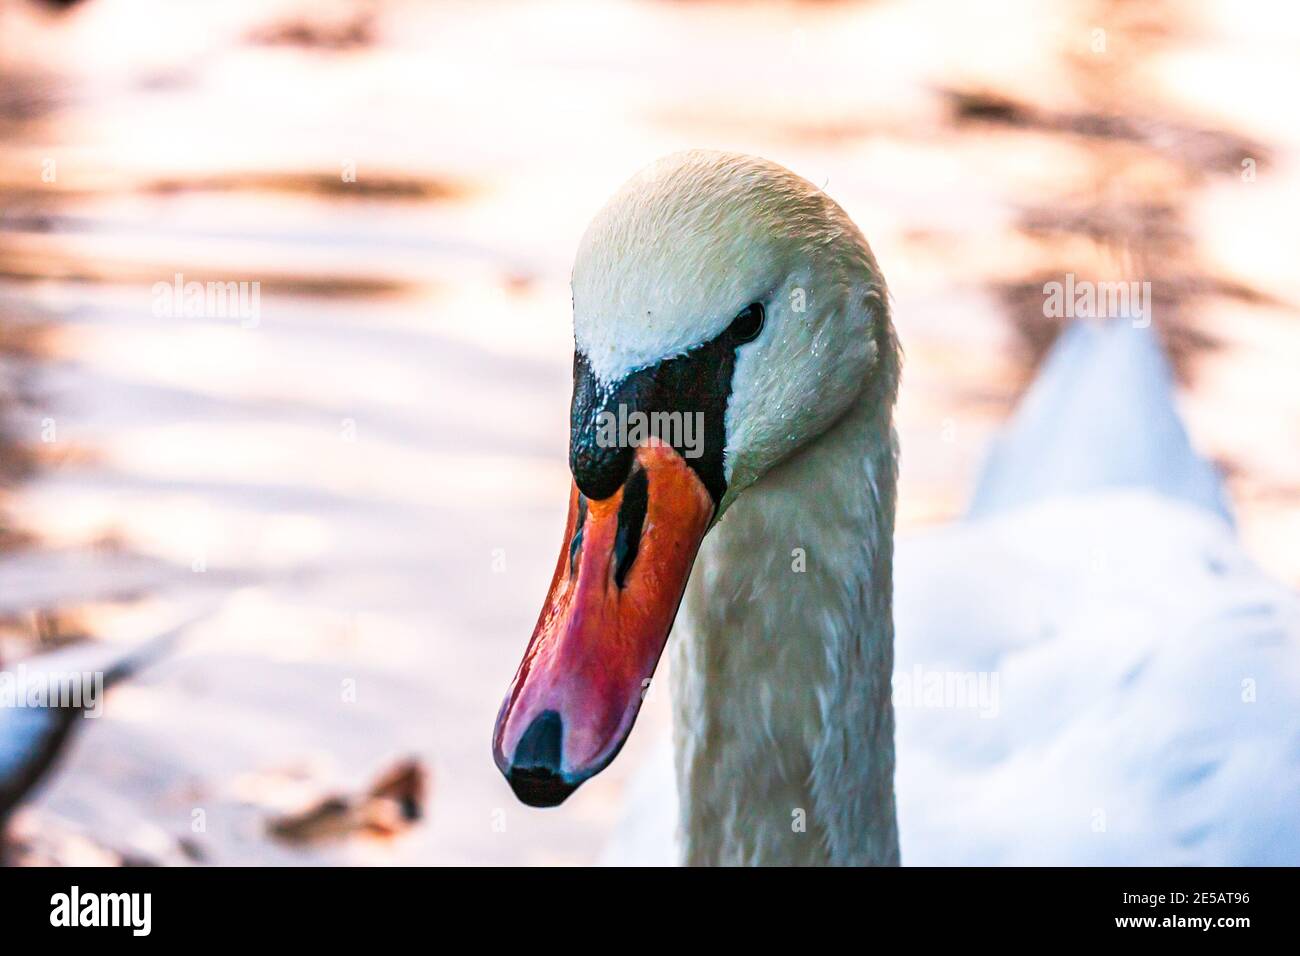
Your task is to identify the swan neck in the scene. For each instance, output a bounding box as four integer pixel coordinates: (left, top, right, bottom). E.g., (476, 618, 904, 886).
(669, 389, 899, 865)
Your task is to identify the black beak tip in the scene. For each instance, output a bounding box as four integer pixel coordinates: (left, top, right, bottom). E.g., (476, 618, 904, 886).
(506, 766, 579, 808)
(501, 709, 580, 808)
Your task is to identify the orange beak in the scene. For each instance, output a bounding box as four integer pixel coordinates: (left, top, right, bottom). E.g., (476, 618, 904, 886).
(492, 440, 714, 806)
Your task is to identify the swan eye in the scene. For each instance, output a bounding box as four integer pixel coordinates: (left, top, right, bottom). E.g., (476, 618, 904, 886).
(729, 302, 765, 343)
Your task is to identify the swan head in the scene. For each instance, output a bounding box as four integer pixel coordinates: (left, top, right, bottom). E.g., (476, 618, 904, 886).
(493, 150, 897, 807)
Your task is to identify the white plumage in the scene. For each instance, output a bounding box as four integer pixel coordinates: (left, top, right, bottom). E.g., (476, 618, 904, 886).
(896, 319, 1300, 864)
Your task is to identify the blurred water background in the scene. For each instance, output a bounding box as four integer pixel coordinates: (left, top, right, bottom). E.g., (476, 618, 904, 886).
(0, 0, 1297, 864)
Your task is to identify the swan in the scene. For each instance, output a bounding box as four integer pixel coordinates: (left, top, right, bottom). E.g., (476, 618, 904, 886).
(603, 318, 1300, 865)
(493, 150, 902, 865)
(492, 149, 1300, 865)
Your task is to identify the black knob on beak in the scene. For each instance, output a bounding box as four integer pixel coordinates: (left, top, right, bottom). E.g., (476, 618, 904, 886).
(505, 710, 577, 808)
(570, 355, 635, 500)
(571, 436, 633, 501)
